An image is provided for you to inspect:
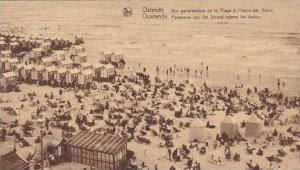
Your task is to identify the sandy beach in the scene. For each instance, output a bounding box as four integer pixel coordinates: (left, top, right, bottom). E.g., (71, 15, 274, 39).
(0, 1, 300, 170)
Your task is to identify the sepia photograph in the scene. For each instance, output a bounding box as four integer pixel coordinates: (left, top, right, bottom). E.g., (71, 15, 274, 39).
(0, 1, 299, 170)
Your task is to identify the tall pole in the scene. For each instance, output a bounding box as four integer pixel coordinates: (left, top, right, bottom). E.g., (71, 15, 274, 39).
(40, 130, 44, 170)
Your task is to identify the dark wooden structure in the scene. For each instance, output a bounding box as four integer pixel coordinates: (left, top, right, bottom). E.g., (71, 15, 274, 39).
(0, 151, 30, 170)
(65, 131, 128, 170)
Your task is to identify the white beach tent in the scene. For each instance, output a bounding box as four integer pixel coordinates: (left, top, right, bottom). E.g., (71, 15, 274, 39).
(189, 119, 207, 142)
(245, 114, 262, 138)
(220, 115, 238, 138)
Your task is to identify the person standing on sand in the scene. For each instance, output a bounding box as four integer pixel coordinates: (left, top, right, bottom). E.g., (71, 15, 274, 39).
(168, 148, 172, 161)
(1, 127, 6, 141)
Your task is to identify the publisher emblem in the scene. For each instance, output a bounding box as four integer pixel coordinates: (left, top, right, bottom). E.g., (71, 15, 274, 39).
(123, 7, 133, 17)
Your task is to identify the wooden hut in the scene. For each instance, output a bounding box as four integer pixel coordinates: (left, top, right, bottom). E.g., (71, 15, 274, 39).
(53, 50, 66, 61)
(66, 68, 80, 84)
(101, 64, 115, 80)
(30, 48, 42, 58)
(92, 63, 104, 79)
(0, 71, 17, 88)
(31, 65, 45, 82)
(0, 151, 30, 170)
(43, 66, 57, 82)
(20, 64, 33, 80)
(72, 53, 87, 64)
(69, 45, 85, 56)
(0, 50, 12, 58)
(111, 52, 125, 68)
(0, 58, 5, 71)
(100, 51, 113, 63)
(78, 69, 93, 85)
(55, 68, 67, 83)
(9, 42, 19, 52)
(64, 131, 128, 170)
(220, 115, 238, 138)
(6, 58, 19, 72)
(41, 42, 51, 54)
(0, 41, 8, 51)
(245, 114, 262, 138)
(15, 64, 24, 78)
(59, 59, 73, 69)
(189, 119, 207, 142)
(41, 57, 54, 67)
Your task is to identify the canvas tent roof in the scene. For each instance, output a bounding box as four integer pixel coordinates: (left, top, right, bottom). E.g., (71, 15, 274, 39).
(221, 115, 236, 125)
(246, 114, 262, 124)
(190, 119, 205, 127)
(66, 131, 127, 154)
(0, 151, 29, 170)
(43, 136, 65, 150)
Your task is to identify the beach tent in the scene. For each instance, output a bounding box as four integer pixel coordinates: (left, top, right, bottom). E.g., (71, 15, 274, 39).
(189, 119, 207, 142)
(220, 115, 238, 138)
(245, 114, 262, 138)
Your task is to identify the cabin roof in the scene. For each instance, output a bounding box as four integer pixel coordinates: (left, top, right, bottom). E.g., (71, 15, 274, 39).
(68, 68, 80, 74)
(57, 68, 67, 74)
(81, 62, 91, 68)
(33, 65, 45, 71)
(16, 64, 24, 69)
(78, 53, 87, 57)
(42, 57, 54, 63)
(1, 50, 12, 55)
(104, 63, 114, 69)
(32, 48, 42, 52)
(65, 131, 127, 154)
(3, 71, 17, 78)
(73, 45, 84, 50)
(0, 151, 29, 170)
(92, 63, 104, 69)
(24, 64, 34, 70)
(81, 69, 93, 76)
(8, 58, 19, 63)
(54, 50, 66, 55)
(60, 59, 73, 65)
(45, 66, 57, 72)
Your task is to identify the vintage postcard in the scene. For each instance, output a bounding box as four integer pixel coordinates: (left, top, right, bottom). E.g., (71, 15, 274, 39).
(0, 1, 299, 170)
